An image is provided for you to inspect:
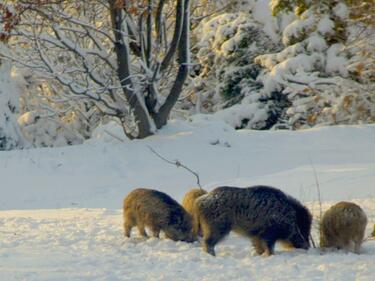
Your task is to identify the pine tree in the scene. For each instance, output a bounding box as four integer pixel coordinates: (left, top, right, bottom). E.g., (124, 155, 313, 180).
(255, 0, 375, 128)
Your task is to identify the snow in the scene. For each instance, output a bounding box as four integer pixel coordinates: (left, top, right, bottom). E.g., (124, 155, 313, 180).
(253, 0, 280, 42)
(306, 35, 327, 52)
(282, 11, 315, 46)
(317, 16, 335, 36)
(333, 3, 349, 20)
(212, 104, 269, 129)
(1, 204, 374, 281)
(326, 44, 348, 77)
(196, 13, 259, 56)
(3, 118, 374, 209)
(1, 117, 375, 280)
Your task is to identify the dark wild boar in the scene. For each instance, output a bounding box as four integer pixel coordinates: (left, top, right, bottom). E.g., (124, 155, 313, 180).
(193, 185, 312, 256)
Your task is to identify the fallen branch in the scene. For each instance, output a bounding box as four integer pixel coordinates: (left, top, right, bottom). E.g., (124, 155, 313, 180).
(147, 145, 202, 190)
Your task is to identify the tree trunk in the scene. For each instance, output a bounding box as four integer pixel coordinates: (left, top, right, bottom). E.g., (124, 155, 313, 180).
(109, 1, 154, 139)
(110, 0, 190, 136)
(153, 0, 190, 128)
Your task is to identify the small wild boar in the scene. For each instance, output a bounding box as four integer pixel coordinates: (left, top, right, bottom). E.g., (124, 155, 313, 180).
(182, 188, 207, 236)
(182, 188, 207, 215)
(372, 224, 375, 237)
(320, 201, 367, 253)
(193, 185, 312, 256)
(123, 188, 195, 242)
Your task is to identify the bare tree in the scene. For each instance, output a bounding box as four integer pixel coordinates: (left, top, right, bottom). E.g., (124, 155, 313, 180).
(5, 0, 191, 139)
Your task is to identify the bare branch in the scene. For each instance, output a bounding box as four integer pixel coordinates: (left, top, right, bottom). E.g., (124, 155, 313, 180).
(147, 145, 202, 189)
(160, 0, 185, 73)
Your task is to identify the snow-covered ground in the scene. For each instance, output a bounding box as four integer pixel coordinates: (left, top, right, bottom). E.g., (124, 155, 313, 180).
(1, 117, 375, 280)
(1, 201, 374, 281)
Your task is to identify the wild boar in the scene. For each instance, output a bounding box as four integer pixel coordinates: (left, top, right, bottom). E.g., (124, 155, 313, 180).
(193, 185, 312, 256)
(320, 201, 367, 253)
(123, 188, 194, 242)
(182, 188, 207, 236)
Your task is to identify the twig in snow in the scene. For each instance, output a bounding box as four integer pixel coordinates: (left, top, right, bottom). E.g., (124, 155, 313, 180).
(147, 146, 202, 190)
(310, 234, 317, 249)
(309, 158, 323, 249)
(310, 158, 323, 221)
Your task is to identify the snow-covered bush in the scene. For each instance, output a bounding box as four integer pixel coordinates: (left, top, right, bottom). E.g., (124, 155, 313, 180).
(4, 0, 193, 139)
(0, 2, 101, 149)
(212, 101, 270, 129)
(190, 9, 282, 129)
(192, 0, 255, 12)
(0, 4, 28, 150)
(16, 73, 102, 147)
(0, 48, 28, 150)
(255, 0, 375, 128)
(17, 110, 88, 147)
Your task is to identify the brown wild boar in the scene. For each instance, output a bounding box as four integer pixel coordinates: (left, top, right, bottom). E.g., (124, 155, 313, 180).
(320, 201, 367, 253)
(182, 188, 207, 215)
(193, 185, 312, 256)
(123, 188, 195, 242)
(182, 188, 207, 236)
(372, 224, 375, 237)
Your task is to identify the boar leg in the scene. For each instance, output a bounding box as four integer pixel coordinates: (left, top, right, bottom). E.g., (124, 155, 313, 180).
(250, 236, 267, 255)
(150, 226, 161, 238)
(137, 223, 148, 237)
(124, 223, 133, 238)
(124, 213, 135, 237)
(262, 239, 276, 256)
(202, 223, 231, 256)
(354, 241, 362, 254)
(202, 236, 218, 256)
(353, 232, 365, 254)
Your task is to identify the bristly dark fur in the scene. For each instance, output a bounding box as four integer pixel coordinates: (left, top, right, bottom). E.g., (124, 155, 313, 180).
(194, 185, 312, 256)
(123, 188, 195, 242)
